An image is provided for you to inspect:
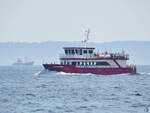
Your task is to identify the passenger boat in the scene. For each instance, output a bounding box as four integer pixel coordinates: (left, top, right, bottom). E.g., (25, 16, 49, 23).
(43, 29, 136, 75)
(13, 57, 34, 66)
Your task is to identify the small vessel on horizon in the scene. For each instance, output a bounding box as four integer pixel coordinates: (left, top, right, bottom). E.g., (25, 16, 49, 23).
(12, 57, 34, 66)
(43, 29, 136, 75)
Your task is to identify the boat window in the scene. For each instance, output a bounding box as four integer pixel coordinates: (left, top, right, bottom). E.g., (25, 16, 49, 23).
(85, 62, 87, 65)
(68, 49, 71, 54)
(89, 50, 93, 54)
(92, 62, 95, 65)
(89, 62, 91, 65)
(81, 61, 84, 65)
(72, 61, 76, 66)
(79, 62, 82, 65)
(75, 49, 78, 54)
(71, 49, 75, 54)
(67, 62, 70, 65)
(77, 62, 80, 65)
(80, 49, 82, 55)
(86, 62, 89, 65)
(65, 50, 68, 54)
(96, 62, 110, 66)
(83, 50, 87, 54)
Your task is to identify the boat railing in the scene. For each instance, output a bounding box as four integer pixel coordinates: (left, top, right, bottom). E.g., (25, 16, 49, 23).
(126, 64, 136, 69)
(94, 53, 129, 59)
(60, 54, 95, 59)
(60, 53, 129, 59)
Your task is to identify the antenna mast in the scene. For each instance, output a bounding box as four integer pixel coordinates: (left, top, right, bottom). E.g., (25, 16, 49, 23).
(82, 28, 90, 48)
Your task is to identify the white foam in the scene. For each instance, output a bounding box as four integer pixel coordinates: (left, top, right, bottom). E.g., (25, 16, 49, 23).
(118, 73, 132, 76)
(34, 71, 42, 75)
(34, 70, 50, 75)
(139, 72, 150, 75)
(57, 71, 95, 76)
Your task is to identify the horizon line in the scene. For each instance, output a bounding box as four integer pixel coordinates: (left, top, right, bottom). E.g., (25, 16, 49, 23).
(0, 40, 150, 43)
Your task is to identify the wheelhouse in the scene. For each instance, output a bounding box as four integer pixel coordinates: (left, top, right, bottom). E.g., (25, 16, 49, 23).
(63, 47, 95, 55)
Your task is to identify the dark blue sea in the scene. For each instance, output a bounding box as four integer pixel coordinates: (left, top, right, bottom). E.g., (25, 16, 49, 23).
(0, 65, 150, 113)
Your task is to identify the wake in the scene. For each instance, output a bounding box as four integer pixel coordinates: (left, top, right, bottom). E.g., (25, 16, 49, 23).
(34, 70, 51, 75)
(34, 70, 150, 76)
(57, 71, 95, 76)
(137, 72, 150, 76)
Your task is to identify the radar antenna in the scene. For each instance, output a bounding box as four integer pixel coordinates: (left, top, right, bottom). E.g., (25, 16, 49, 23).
(81, 28, 90, 47)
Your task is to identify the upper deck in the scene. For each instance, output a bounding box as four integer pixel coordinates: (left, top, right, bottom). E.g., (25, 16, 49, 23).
(60, 29, 129, 60)
(60, 47, 129, 60)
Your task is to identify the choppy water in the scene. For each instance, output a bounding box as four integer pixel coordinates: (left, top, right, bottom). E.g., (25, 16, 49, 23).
(0, 65, 150, 113)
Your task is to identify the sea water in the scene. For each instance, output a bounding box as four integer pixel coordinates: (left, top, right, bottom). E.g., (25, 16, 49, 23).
(0, 65, 150, 113)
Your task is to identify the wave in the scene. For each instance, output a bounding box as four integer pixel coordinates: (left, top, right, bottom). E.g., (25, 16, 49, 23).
(34, 70, 95, 76)
(137, 72, 150, 75)
(34, 71, 42, 75)
(34, 70, 51, 75)
(34, 70, 150, 76)
(119, 72, 150, 76)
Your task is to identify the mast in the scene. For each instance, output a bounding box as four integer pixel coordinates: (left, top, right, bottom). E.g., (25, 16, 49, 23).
(82, 28, 90, 48)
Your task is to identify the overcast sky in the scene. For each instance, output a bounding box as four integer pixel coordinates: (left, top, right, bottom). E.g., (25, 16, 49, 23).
(0, 0, 150, 42)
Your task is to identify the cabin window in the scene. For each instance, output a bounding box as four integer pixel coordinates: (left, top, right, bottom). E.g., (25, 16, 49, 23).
(89, 50, 93, 54)
(71, 49, 75, 54)
(83, 50, 87, 54)
(86, 62, 88, 65)
(75, 49, 78, 54)
(79, 62, 82, 65)
(67, 62, 70, 65)
(61, 62, 63, 65)
(81, 62, 84, 65)
(85, 62, 87, 65)
(65, 50, 68, 54)
(96, 62, 109, 66)
(89, 62, 91, 65)
(72, 61, 76, 66)
(92, 62, 95, 65)
(77, 62, 80, 65)
(68, 49, 71, 54)
(80, 49, 82, 55)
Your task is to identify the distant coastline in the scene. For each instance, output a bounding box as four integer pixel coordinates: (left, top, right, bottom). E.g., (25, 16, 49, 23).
(0, 41, 150, 65)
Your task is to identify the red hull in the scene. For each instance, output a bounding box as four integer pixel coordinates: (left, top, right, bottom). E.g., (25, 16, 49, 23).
(43, 64, 136, 75)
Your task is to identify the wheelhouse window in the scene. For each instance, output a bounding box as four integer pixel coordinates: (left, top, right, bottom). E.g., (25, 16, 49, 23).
(75, 49, 78, 54)
(71, 49, 75, 54)
(89, 50, 93, 54)
(65, 50, 68, 54)
(68, 49, 71, 54)
(83, 50, 87, 54)
(80, 49, 82, 55)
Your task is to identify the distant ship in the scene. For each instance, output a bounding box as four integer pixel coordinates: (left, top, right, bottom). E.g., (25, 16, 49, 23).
(12, 57, 34, 66)
(43, 29, 136, 75)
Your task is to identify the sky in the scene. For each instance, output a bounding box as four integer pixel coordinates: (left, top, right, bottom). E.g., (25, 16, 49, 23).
(0, 0, 150, 42)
